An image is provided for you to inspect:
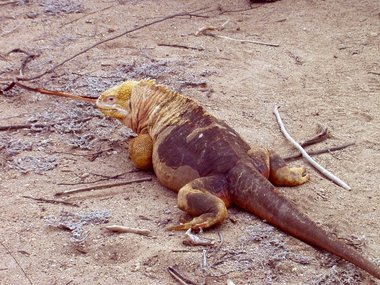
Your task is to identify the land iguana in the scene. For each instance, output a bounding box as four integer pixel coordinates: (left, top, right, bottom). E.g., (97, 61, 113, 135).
(96, 79, 380, 279)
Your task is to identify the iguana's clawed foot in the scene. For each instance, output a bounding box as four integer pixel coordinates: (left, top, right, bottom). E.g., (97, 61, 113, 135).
(270, 166, 310, 187)
(167, 216, 210, 232)
(268, 151, 310, 187)
(288, 166, 310, 184)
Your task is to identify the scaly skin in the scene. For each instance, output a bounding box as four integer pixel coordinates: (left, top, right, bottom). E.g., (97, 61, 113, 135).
(96, 79, 380, 279)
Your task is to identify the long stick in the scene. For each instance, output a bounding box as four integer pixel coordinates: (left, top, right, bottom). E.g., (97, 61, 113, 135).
(215, 34, 279, 47)
(0, 242, 33, 285)
(15, 82, 96, 103)
(284, 142, 355, 161)
(273, 105, 351, 190)
(55, 177, 152, 196)
(167, 266, 198, 285)
(21, 195, 79, 207)
(105, 225, 151, 236)
(15, 7, 210, 82)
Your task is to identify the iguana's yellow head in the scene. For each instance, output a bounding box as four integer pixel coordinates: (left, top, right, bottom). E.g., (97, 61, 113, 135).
(96, 80, 158, 122)
(96, 80, 140, 120)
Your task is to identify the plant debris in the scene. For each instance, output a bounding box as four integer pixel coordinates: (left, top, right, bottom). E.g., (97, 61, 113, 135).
(10, 155, 59, 174)
(45, 209, 110, 246)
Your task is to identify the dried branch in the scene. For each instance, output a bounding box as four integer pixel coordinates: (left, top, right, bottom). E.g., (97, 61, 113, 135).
(57, 170, 136, 186)
(5, 49, 39, 77)
(284, 142, 355, 161)
(201, 249, 208, 270)
(0, 123, 47, 131)
(0, 1, 18, 5)
(299, 127, 329, 147)
(273, 105, 351, 190)
(60, 5, 115, 27)
(54, 177, 152, 196)
(0, 242, 33, 285)
(211, 34, 279, 47)
(19, 54, 39, 77)
(157, 43, 204, 51)
(21, 195, 79, 207)
(0, 117, 93, 132)
(215, 232, 224, 251)
(14, 82, 97, 103)
(13, 7, 210, 83)
(105, 225, 151, 236)
(194, 19, 230, 35)
(194, 21, 278, 47)
(0, 24, 21, 37)
(167, 266, 199, 285)
(218, 6, 261, 14)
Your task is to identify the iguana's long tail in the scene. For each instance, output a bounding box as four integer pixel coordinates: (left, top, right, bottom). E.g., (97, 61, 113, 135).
(227, 160, 380, 279)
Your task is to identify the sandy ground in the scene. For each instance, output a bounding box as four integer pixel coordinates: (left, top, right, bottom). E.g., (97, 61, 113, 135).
(0, 0, 380, 284)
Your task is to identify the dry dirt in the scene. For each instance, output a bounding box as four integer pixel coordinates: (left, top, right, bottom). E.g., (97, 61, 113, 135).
(1, 0, 380, 284)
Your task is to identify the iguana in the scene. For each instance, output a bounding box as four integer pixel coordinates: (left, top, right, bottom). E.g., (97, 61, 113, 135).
(96, 79, 380, 279)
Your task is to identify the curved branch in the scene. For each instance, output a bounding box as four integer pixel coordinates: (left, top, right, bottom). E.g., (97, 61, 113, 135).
(273, 105, 351, 190)
(15, 7, 210, 82)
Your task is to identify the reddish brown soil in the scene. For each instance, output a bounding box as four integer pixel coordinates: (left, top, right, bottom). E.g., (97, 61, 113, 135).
(1, 1, 379, 284)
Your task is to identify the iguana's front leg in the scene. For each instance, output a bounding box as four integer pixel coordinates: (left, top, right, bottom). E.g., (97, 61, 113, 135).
(129, 133, 153, 170)
(168, 175, 231, 231)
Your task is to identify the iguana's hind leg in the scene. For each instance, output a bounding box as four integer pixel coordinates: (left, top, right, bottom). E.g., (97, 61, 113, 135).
(248, 147, 309, 186)
(168, 175, 231, 231)
(269, 151, 309, 186)
(247, 147, 270, 178)
(129, 133, 153, 170)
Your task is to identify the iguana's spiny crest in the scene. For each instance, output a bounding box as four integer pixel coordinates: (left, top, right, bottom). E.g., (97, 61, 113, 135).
(96, 79, 202, 135)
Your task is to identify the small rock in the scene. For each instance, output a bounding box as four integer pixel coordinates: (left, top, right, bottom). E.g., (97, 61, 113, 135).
(26, 12, 39, 19)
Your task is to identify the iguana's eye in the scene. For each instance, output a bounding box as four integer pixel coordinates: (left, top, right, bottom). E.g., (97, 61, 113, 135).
(106, 96, 116, 103)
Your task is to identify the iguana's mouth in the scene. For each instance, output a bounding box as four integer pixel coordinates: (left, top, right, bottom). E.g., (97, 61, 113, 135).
(96, 101, 129, 118)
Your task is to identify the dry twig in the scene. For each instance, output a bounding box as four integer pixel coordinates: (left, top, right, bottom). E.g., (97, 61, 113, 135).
(105, 225, 151, 236)
(273, 105, 351, 190)
(54, 177, 152, 196)
(194, 19, 230, 35)
(0, 1, 18, 6)
(299, 127, 329, 147)
(0, 241, 33, 285)
(215, 232, 224, 251)
(0, 123, 48, 131)
(157, 43, 204, 51)
(60, 5, 115, 27)
(195, 21, 279, 47)
(0, 117, 93, 132)
(13, 7, 210, 83)
(57, 170, 136, 186)
(0, 24, 21, 37)
(212, 34, 279, 47)
(1, 7, 210, 94)
(284, 142, 355, 161)
(201, 249, 208, 270)
(14, 82, 96, 103)
(167, 266, 199, 285)
(21, 195, 79, 207)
